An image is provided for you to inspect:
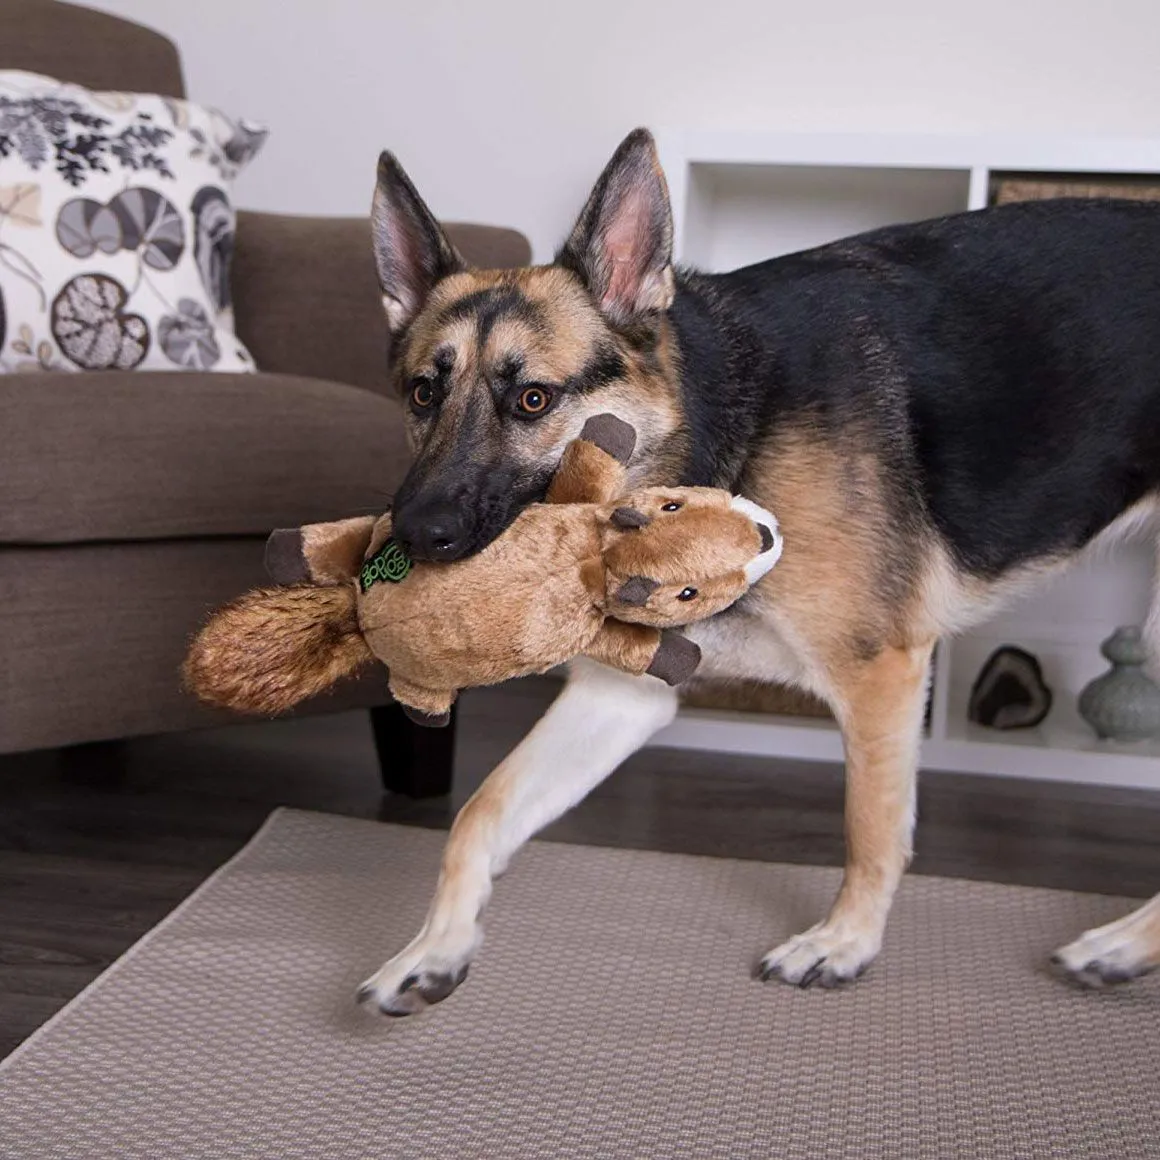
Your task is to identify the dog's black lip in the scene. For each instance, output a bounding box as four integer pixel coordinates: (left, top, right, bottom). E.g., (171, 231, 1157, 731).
(758, 524, 775, 554)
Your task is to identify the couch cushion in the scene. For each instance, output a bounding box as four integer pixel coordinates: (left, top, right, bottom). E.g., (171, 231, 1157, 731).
(0, 372, 410, 544)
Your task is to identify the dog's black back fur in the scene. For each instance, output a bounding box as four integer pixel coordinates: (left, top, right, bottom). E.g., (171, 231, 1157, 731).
(672, 198, 1160, 578)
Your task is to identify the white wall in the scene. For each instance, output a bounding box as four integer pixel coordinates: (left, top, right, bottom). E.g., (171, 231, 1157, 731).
(87, 0, 1160, 261)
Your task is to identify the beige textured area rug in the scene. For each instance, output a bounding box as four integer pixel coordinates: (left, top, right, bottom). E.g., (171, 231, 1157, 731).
(1, 810, 1157, 1159)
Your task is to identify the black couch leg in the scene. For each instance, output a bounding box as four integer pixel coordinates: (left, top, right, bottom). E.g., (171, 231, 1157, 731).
(58, 737, 129, 786)
(369, 702, 456, 798)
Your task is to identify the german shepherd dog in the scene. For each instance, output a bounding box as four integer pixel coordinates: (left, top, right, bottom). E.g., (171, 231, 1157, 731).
(356, 129, 1160, 1016)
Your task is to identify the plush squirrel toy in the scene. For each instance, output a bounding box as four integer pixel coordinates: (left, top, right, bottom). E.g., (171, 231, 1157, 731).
(184, 415, 782, 726)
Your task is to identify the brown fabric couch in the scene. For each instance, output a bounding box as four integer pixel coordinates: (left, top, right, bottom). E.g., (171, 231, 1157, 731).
(0, 1, 531, 784)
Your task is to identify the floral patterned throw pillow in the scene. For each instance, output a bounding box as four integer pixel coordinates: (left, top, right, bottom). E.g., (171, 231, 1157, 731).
(0, 71, 266, 374)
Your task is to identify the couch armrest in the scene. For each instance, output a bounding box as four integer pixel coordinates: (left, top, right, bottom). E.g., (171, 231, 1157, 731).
(232, 212, 533, 395)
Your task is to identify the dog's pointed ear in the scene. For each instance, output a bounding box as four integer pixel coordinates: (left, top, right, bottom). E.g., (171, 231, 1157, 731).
(372, 151, 465, 334)
(558, 128, 674, 328)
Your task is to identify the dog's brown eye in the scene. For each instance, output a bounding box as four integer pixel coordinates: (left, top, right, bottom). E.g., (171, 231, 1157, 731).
(677, 587, 698, 601)
(411, 381, 435, 410)
(662, 502, 682, 512)
(518, 387, 551, 415)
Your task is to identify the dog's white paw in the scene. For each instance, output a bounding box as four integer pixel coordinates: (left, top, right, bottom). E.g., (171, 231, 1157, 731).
(1050, 908, 1160, 988)
(356, 926, 479, 1017)
(757, 920, 881, 989)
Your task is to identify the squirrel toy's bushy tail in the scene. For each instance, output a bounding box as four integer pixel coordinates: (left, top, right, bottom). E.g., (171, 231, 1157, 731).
(183, 585, 374, 716)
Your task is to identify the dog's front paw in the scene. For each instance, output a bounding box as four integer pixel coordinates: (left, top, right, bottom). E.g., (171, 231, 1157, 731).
(356, 927, 479, 1017)
(757, 920, 881, 989)
(1050, 909, 1160, 988)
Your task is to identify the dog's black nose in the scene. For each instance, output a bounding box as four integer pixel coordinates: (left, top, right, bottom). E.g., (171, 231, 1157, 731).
(394, 503, 468, 561)
(758, 524, 775, 554)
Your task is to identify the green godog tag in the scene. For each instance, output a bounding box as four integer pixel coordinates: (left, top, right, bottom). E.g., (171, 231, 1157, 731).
(360, 539, 412, 591)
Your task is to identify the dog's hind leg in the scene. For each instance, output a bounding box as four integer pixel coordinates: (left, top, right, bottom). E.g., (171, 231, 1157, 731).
(356, 659, 678, 1016)
(759, 640, 935, 988)
(1046, 522, 1160, 986)
(1051, 893, 1160, 986)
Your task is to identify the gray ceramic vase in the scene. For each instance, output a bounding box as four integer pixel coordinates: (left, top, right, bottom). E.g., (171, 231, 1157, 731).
(1077, 626, 1160, 742)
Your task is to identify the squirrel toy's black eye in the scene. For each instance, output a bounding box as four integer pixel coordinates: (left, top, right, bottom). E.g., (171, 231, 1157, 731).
(677, 587, 698, 601)
(662, 501, 682, 512)
(411, 381, 435, 410)
(517, 386, 552, 415)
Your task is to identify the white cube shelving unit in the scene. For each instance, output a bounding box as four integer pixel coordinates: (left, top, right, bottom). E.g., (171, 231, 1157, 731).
(649, 131, 1160, 790)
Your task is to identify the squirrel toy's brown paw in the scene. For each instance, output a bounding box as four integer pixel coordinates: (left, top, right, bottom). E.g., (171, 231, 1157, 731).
(646, 631, 702, 685)
(264, 528, 309, 585)
(400, 704, 453, 728)
(579, 413, 636, 465)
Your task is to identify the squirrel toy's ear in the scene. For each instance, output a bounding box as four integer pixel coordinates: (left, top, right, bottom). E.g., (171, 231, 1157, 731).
(579, 414, 636, 464)
(610, 506, 651, 529)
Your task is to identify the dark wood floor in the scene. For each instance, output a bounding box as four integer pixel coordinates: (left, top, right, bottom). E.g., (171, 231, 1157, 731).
(2, 676, 1158, 1059)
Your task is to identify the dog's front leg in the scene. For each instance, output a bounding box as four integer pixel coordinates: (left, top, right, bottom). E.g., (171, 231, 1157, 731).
(357, 659, 678, 1015)
(760, 641, 935, 988)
